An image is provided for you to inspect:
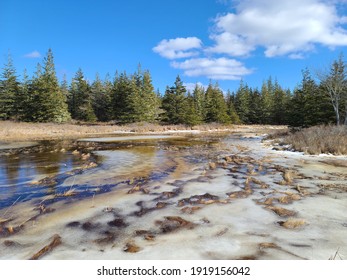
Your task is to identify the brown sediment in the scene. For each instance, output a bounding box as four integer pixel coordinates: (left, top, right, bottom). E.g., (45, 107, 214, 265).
(29, 234, 62, 260)
(107, 218, 128, 228)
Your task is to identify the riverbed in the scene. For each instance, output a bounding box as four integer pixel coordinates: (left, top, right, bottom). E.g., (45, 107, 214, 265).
(0, 132, 346, 260)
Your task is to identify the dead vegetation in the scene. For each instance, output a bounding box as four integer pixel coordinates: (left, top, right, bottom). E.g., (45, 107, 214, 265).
(29, 234, 62, 260)
(278, 218, 306, 229)
(281, 125, 347, 155)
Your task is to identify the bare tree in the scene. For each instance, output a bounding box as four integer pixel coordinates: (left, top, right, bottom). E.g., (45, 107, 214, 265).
(316, 54, 347, 125)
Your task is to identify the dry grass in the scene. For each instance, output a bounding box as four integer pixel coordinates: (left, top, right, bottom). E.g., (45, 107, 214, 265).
(279, 218, 306, 229)
(282, 125, 347, 155)
(0, 121, 287, 142)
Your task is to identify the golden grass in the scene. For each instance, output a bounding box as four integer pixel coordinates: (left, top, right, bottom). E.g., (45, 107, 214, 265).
(0, 121, 287, 142)
(266, 206, 297, 217)
(279, 218, 306, 229)
(283, 125, 347, 155)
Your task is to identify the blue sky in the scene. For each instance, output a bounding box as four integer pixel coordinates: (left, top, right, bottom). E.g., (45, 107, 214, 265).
(1, 0, 347, 93)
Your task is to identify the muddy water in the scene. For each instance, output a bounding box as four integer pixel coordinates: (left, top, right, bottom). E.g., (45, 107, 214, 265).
(0, 133, 346, 260)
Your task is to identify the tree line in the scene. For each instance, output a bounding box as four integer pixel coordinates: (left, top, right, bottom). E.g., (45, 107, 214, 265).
(0, 49, 345, 127)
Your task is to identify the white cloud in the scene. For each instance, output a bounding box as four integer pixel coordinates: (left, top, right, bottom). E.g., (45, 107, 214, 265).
(209, 0, 347, 57)
(24, 51, 41, 58)
(183, 82, 209, 92)
(153, 37, 202, 59)
(171, 57, 253, 80)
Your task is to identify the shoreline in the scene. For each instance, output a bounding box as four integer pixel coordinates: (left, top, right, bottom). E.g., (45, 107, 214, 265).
(0, 121, 287, 142)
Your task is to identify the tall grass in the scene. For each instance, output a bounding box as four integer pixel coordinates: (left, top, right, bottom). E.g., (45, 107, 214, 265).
(283, 125, 347, 155)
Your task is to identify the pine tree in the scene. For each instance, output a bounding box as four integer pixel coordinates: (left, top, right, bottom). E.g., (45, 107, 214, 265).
(0, 52, 20, 120)
(69, 68, 96, 122)
(139, 70, 160, 122)
(161, 75, 187, 124)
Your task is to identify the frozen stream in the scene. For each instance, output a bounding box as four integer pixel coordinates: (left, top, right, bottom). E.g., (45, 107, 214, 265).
(0, 133, 346, 260)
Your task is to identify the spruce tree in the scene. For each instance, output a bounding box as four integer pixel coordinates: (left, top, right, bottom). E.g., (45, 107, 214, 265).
(260, 79, 274, 124)
(69, 68, 96, 122)
(0, 52, 20, 120)
(226, 90, 241, 124)
(192, 84, 205, 122)
(248, 88, 263, 124)
(29, 49, 70, 122)
(111, 72, 134, 123)
(204, 82, 230, 124)
(91, 73, 112, 122)
(161, 75, 187, 124)
(139, 70, 160, 122)
(271, 80, 290, 125)
(234, 80, 251, 123)
(183, 91, 203, 127)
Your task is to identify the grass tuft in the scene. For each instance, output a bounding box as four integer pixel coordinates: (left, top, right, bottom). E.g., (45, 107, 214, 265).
(282, 125, 347, 155)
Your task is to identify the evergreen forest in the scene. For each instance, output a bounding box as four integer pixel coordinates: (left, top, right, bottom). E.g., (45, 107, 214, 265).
(1, 49, 346, 127)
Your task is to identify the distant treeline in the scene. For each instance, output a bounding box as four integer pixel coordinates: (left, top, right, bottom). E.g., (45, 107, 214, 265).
(0, 49, 346, 127)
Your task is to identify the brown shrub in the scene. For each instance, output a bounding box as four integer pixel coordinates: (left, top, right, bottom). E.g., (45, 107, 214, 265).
(282, 125, 347, 155)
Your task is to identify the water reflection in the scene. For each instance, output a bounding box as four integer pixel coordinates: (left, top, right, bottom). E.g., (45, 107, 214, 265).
(0, 135, 223, 210)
